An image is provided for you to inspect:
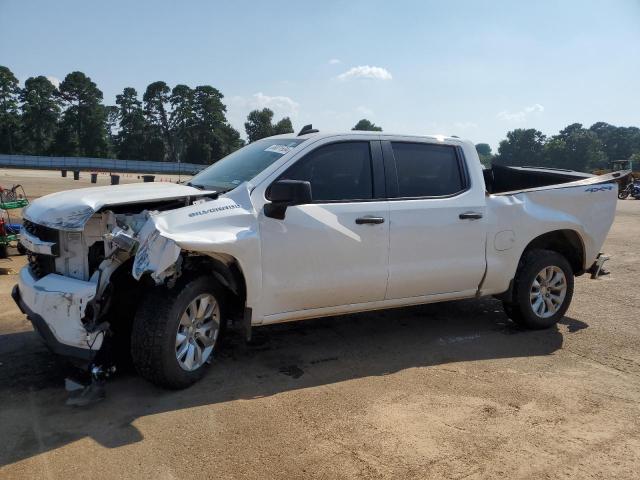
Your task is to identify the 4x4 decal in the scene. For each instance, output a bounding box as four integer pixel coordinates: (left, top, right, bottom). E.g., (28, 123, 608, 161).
(585, 185, 613, 193)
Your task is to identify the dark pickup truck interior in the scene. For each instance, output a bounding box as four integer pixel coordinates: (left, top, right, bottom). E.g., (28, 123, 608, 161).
(483, 165, 592, 194)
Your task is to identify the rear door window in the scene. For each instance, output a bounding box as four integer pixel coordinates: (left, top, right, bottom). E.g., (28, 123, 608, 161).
(391, 142, 465, 197)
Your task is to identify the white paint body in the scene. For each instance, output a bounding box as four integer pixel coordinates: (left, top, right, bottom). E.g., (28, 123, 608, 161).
(15, 132, 619, 354)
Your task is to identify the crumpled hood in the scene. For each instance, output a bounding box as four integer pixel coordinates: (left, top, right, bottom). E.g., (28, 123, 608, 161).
(23, 182, 214, 231)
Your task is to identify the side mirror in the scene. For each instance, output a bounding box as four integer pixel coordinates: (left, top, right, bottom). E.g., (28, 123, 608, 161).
(264, 180, 312, 220)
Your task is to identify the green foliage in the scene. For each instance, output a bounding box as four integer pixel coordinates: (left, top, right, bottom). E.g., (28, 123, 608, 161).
(3, 65, 640, 172)
(0, 65, 21, 153)
(274, 117, 294, 135)
(352, 118, 382, 131)
(494, 129, 546, 167)
(20, 76, 60, 154)
(185, 86, 230, 164)
(0, 65, 244, 164)
(245, 108, 274, 142)
(475, 143, 492, 156)
(54, 71, 109, 157)
(143, 81, 174, 161)
(244, 108, 293, 142)
(551, 123, 607, 171)
(589, 122, 640, 161)
(475, 143, 493, 167)
(493, 124, 613, 172)
(115, 87, 146, 159)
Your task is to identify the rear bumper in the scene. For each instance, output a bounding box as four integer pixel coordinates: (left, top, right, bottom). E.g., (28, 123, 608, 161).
(12, 267, 101, 362)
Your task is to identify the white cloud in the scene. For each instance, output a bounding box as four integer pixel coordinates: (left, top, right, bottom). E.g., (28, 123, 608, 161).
(226, 92, 300, 140)
(230, 92, 300, 117)
(46, 75, 61, 88)
(328, 58, 341, 65)
(356, 105, 374, 116)
(337, 65, 392, 81)
(497, 103, 544, 123)
(251, 92, 300, 115)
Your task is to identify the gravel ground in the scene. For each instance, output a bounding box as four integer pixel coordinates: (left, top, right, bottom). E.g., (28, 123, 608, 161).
(0, 170, 639, 479)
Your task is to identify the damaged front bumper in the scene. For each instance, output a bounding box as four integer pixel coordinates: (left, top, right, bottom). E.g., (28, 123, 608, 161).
(12, 267, 103, 362)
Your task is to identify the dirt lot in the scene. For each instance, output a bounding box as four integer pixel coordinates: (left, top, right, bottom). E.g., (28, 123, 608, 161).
(0, 169, 639, 479)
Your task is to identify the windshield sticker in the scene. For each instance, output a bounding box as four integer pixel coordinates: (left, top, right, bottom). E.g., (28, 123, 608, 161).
(264, 144, 293, 155)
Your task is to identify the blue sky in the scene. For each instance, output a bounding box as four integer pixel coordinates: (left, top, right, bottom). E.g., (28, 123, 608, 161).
(1, 0, 639, 150)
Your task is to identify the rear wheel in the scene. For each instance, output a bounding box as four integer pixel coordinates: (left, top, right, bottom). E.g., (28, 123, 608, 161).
(131, 275, 225, 389)
(503, 249, 574, 329)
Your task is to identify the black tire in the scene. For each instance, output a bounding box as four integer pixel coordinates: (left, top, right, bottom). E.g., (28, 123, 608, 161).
(503, 249, 574, 329)
(0, 244, 7, 259)
(618, 191, 629, 200)
(16, 242, 27, 255)
(131, 275, 226, 389)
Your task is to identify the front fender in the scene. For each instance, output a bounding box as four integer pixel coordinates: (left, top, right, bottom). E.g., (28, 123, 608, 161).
(132, 184, 262, 311)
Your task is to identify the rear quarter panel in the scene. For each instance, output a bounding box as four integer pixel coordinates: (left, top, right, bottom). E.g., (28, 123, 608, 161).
(480, 179, 618, 296)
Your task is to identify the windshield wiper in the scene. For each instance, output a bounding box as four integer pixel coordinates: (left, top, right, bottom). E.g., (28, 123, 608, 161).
(186, 182, 207, 190)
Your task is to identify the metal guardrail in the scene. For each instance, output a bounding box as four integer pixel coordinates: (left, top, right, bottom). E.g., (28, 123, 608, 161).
(0, 154, 207, 175)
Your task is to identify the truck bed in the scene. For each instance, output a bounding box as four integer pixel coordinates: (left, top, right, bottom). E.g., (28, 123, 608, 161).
(483, 165, 593, 194)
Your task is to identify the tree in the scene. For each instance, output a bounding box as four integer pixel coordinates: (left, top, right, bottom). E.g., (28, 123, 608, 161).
(589, 122, 640, 161)
(245, 108, 275, 142)
(352, 118, 382, 131)
(551, 124, 606, 171)
(0, 65, 21, 154)
(494, 128, 546, 166)
(115, 87, 147, 159)
(216, 123, 245, 156)
(475, 143, 493, 167)
(244, 108, 294, 143)
(144, 81, 174, 161)
(54, 71, 109, 157)
(176, 85, 242, 164)
(19, 76, 60, 154)
(541, 137, 568, 169)
(274, 117, 294, 135)
(184, 85, 224, 164)
(169, 84, 194, 161)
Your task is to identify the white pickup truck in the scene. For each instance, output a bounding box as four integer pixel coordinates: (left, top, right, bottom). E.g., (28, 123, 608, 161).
(13, 127, 620, 389)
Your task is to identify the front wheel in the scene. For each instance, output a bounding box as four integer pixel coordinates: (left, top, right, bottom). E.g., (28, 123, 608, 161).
(131, 275, 225, 389)
(503, 249, 574, 329)
(618, 190, 629, 200)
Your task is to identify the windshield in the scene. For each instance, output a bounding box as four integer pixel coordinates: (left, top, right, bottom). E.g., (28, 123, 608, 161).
(189, 138, 306, 191)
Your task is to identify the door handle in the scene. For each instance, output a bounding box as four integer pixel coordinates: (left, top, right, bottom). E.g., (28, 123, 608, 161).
(459, 212, 483, 220)
(355, 216, 385, 225)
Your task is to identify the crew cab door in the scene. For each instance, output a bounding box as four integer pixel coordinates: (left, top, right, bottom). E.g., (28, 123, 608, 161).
(259, 140, 389, 318)
(382, 140, 487, 299)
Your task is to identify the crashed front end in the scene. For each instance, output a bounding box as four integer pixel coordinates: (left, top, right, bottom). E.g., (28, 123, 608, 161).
(12, 185, 212, 366)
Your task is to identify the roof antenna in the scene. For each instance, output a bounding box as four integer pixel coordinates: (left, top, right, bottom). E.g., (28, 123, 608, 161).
(298, 124, 319, 136)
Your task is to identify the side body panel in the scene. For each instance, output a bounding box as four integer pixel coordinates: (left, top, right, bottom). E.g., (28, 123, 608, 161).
(384, 139, 488, 299)
(259, 201, 390, 316)
(480, 179, 618, 295)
